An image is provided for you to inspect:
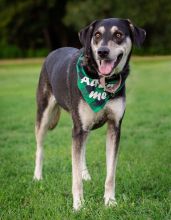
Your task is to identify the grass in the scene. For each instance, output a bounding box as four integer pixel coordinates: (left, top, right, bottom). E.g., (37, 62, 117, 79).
(0, 57, 171, 220)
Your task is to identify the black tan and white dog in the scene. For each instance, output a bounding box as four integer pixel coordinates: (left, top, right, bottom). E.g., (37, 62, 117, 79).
(33, 18, 146, 210)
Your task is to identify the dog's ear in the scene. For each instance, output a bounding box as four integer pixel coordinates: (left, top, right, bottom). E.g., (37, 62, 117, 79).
(126, 19, 146, 47)
(78, 20, 99, 56)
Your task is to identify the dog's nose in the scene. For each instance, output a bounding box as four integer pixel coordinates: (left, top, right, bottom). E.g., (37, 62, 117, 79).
(97, 47, 110, 58)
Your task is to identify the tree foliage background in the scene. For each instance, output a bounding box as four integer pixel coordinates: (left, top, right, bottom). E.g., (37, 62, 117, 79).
(0, 0, 171, 58)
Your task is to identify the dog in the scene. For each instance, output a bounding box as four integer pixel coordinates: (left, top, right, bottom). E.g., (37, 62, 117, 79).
(33, 18, 146, 210)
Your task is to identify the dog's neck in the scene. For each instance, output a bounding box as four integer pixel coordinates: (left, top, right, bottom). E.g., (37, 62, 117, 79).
(82, 51, 99, 79)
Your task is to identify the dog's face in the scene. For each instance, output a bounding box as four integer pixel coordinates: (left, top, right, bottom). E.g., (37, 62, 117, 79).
(79, 18, 146, 77)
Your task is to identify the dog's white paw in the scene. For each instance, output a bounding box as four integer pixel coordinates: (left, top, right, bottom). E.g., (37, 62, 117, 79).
(104, 196, 117, 207)
(33, 167, 43, 180)
(73, 198, 84, 211)
(33, 176, 42, 181)
(82, 169, 91, 181)
(33, 174, 42, 181)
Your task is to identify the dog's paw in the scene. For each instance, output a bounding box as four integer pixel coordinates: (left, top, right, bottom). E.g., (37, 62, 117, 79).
(73, 198, 84, 211)
(104, 197, 117, 207)
(82, 169, 91, 181)
(33, 174, 42, 181)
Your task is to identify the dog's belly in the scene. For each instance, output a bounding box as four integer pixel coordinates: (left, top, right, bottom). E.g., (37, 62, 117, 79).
(78, 97, 125, 131)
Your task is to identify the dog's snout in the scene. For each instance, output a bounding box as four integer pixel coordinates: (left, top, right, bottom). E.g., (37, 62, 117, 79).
(97, 47, 110, 59)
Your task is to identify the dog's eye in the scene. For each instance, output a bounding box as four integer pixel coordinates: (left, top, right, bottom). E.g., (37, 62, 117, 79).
(95, 33, 101, 40)
(115, 32, 123, 39)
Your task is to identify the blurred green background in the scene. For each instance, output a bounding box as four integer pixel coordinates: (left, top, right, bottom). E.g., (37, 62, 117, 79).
(0, 0, 171, 58)
(0, 1, 171, 218)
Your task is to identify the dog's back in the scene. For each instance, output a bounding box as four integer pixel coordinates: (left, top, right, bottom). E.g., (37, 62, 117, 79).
(37, 47, 79, 112)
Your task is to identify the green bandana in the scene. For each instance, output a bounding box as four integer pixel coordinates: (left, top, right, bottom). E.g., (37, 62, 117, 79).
(76, 55, 124, 112)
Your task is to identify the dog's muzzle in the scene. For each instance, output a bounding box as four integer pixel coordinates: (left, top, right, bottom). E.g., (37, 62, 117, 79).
(97, 50, 123, 76)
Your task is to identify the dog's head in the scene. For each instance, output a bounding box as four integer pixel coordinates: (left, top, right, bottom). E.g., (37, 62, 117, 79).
(79, 18, 146, 77)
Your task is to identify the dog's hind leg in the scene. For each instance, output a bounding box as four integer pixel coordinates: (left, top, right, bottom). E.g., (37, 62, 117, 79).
(34, 68, 61, 180)
(34, 95, 60, 180)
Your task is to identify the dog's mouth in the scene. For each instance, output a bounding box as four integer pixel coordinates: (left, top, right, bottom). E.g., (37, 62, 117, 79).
(98, 53, 123, 76)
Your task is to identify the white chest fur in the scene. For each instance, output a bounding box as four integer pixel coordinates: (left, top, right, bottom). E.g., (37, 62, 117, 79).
(78, 98, 126, 130)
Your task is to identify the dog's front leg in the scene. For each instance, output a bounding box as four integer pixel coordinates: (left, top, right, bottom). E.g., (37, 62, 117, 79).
(104, 120, 121, 207)
(72, 126, 87, 211)
(81, 133, 91, 181)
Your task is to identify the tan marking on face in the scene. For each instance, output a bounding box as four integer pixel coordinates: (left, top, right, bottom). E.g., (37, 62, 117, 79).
(98, 26, 105, 34)
(114, 37, 132, 73)
(105, 36, 132, 75)
(110, 26, 118, 34)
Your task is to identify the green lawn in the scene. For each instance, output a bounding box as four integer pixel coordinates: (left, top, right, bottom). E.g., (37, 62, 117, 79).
(0, 57, 171, 220)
